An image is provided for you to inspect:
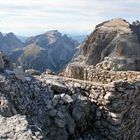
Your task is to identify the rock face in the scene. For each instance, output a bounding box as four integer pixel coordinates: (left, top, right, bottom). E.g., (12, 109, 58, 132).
(65, 18, 140, 79)
(0, 32, 24, 54)
(0, 52, 12, 70)
(10, 30, 79, 72)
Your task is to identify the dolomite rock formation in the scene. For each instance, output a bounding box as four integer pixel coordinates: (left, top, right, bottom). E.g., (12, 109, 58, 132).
(79, 18, 140, 68)
(0, 52, 12, 70)
(65, 18, 140, 79)
(0, 52, 4, 70)
(0, 115, 42, 139)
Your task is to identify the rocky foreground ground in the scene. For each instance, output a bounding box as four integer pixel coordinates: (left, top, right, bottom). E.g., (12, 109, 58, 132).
(1, 70, 140, 140)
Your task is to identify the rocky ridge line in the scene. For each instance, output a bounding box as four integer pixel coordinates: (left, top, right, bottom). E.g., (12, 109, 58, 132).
(65, 18, 140, 80)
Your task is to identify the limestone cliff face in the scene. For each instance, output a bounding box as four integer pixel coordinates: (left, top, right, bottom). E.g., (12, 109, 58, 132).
(0, 52, 12, 70)
(65, 18, 140, 79)
(73, 18, 140, 70)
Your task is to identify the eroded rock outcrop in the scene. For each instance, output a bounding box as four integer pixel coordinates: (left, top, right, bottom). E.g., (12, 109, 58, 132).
(0, 52, 12, 71)
(0, 115, 42, 140)
(65, 18, 140, 79)
(78, 18, 140, 68)
(0, 73, 105, 140)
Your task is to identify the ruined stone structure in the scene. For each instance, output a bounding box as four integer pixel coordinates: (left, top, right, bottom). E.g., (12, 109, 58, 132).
(0, 72, 140, 140)
(65, 64, 140, 83)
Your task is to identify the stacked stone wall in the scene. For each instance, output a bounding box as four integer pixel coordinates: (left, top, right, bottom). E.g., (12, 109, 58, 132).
(0, 74, 140, 139)
(65, 64, 140, 83)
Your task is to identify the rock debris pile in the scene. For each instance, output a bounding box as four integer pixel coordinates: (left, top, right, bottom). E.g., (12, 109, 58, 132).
(0, 71, 140, 140)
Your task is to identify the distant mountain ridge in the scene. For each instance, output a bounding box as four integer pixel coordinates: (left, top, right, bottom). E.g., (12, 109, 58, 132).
(1, 32, 86, 43)
(0, 32, 24, 54)
(9, 30, 79, 72)
(2, 33, 27, 43)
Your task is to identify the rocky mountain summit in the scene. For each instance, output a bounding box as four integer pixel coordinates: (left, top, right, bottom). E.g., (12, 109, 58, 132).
(0, 32, 24, 54)
(9, 30, 79, 72)
(65, 18, 140, 79)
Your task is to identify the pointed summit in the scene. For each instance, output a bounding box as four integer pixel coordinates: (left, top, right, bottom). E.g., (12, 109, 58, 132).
(0, 32, 3, 41)
(5, 32, 18, 40)
(12, 31, 79, 72)
(0, 32, 3, 37)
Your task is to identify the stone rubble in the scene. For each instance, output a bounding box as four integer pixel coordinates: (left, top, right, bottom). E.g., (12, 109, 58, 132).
(0, 71, 140, 139)
(65, 63, 140, 84)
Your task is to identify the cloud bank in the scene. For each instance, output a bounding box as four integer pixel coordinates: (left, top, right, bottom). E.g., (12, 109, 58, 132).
(0, 0, 139, 36)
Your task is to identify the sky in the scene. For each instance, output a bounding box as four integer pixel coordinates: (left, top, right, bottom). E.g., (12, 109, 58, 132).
(0, 0, 140, 36)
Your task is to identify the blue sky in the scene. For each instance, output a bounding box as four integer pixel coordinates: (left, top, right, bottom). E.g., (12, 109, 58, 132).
(0, 0, 139, 36)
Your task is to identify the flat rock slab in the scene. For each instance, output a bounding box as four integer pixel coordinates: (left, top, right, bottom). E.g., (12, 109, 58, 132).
(46, 80, 68, 93)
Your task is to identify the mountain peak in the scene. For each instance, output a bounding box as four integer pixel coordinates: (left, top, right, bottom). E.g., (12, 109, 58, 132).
(5, 32, 17, 38)
(0, 32, 24, 54)
(95, 18, 130, 33)
(66, 18, 140, 73)
(0, 32, 3, 39)
(14, 31, 79, 72)
(46, 30, 59, 33)
(44, 30, 61, 37)
(103, 18, 129, 27)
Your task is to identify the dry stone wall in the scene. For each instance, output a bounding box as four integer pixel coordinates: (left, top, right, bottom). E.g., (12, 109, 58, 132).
(85, 67, 140, 83)
(43, 75, 140, 140)
(1, 73, 140, 140)
(65, 64, 140, 84)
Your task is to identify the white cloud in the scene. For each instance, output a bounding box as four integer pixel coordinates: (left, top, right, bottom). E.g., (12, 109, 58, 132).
(0, 0, 139, 36)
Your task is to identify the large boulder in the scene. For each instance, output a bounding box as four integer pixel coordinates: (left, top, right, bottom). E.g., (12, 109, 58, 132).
(65, 63, 86, 79)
